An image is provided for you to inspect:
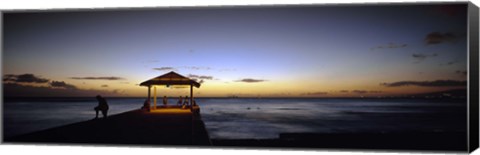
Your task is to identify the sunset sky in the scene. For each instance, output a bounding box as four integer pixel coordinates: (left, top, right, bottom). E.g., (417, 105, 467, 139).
(3, 4, 468, 97)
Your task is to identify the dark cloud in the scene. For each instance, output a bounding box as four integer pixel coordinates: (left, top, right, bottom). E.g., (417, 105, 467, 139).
(440, 61, 458, 66)
(4, 83, 117, 97)
(188, 74, 213, 80)
(101, 85, 109, 87)
(50, 81, 77, 89)
(153, 67, 176, 71)
(112, 89, 125, 94)
(3, 75, 16, 82)
(190, 78, 205, 84)
(412, 54, 427, 61)
(188, 74, 213, 84)
(381, 80, 467, 87)
(447, 61, 457, 65)
(3, 73, 78, 90)
(352, 90, 368, 94)
(337, 90, 382, 94)
(302, 91, 328, 96)
(412, 53, 437, 62)
(455, 70, 467, 76)
(70, 76, 124, 80)
(371, 43, 407, 50)
(236, 78, 267, 83)
(424, 32, 457, 45)
(3, 74, 49, 83)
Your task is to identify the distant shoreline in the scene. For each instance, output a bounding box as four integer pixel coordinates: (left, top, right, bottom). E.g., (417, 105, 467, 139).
(3, 88, 467, 99)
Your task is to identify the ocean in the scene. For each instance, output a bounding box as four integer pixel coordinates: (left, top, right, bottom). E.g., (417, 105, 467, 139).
(2, 97, 467, 139)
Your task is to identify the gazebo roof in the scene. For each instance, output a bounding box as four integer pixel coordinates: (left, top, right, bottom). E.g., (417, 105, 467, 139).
(140, 71, 201, 88)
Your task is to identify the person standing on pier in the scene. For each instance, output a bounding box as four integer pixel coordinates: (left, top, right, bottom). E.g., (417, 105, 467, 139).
(177, 96, 183, 105)
(183, 96, 189, 106)
(94, 95, 109, 119)
(163, 96, 168, 107)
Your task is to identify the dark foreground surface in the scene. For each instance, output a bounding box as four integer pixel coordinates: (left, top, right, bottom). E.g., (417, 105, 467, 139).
(5, 108, 467, 152)
(6, 109, 211, 146)
(212, 132, 467, 152)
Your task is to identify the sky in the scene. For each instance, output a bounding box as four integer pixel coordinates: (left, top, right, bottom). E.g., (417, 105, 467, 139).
(2, 4, 469, 97)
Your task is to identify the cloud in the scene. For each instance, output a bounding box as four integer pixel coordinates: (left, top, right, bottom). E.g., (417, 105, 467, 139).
(112, 89, 126, 94)
(4, 83, 117, 97)
(371, 43, 407, 50)
(188, 74, 213, 84)
(153, 67, 176, 71)
(183, 66, 211, 70)
(152, 66, 213, 72)
(336, 90, 382, 94)
(381, 80, 466, 87)
(4, 73, 76, 89)
(440, 61, 458, 66)
(70, 76, 124, 80)
(101, 85, 109, 87)
(424, 32, 457, 45)
(2, 73, 122, 97)
(412, 54, 427, 61)
(236, 78, 267, 83)
(302, 91, 328, 96)
(3, 74, 49, 83)
(455, 70, 467, 76)
(188, 74, 213, 80)
(446, 61, 457, 65)
(50, 81, 77, 89)
(153, 66, 234, 72)
(352, 90, 368, 94)
(412, 53, 438, 62)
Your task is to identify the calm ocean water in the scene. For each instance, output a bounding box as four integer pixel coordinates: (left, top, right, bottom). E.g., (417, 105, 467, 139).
(3, 97, 466, 139)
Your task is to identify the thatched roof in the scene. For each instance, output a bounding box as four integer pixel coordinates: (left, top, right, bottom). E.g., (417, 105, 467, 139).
(140, 71, 201, 88)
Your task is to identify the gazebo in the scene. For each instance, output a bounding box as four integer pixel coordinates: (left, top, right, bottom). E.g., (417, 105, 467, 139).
(140, 71, 201, 112)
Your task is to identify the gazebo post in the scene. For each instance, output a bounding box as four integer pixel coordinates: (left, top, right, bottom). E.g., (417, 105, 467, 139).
(153, 86, 157, 109)
(147, 86, 152, 109)
(190, 84, 193, 111)
(147, 86, 151, 102)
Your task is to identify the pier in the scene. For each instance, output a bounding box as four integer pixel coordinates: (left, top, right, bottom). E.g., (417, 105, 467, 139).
(7, 108, 211, 146)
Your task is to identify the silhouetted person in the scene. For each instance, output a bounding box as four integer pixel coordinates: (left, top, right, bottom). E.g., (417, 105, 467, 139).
(163, 96, 168, 107)
(183, 96, 189, 106)
(94, 95, 109, 119)
(142, 99, 150, 111)
(177, 96, 183, 105)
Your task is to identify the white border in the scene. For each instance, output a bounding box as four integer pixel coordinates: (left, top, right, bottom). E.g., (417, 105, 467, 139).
(0, 0, 475, 10)
(0, 0, 478, 155)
